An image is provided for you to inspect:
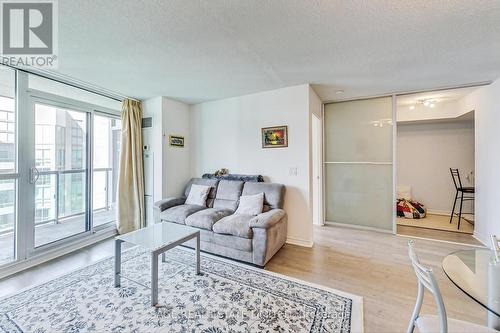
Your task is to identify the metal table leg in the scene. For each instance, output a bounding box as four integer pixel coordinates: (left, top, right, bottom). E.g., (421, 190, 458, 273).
(151, 252, 159, 306)
(114, 239, 122, 287)
(195, 232, 201, 275)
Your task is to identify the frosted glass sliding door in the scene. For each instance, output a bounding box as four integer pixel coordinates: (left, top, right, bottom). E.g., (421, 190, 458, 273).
(324, 97, 394, 231)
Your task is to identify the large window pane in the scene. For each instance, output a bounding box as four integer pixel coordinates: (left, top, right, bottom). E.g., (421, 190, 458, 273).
(0, 66, 16, 265)
(93, 115, 121, 227)
(0, 67, 15, 174)
(34, 104, 87, 247)
(0, 179, 15, 265)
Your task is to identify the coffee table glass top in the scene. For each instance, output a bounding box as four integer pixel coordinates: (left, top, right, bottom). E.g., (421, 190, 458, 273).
(117, 223, 198, 251)
(442, 249, 500, 317)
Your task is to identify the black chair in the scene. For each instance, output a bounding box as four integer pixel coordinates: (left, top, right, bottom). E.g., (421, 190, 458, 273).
(449, 168, 475, 229)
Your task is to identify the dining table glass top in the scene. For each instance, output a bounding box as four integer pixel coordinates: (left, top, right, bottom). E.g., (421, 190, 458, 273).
(442, 249, 500, 317)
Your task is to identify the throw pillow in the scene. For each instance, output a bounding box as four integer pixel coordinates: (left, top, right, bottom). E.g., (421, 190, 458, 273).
(235, 192, 264, 215)
(185, 184, 211, 206)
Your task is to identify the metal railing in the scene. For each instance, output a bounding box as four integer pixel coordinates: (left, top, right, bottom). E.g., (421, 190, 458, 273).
(0, 168, 115, 236)
(35, 167, 114, 226)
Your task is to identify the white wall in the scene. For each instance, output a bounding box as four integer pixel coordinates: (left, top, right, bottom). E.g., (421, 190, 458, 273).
(397, 121, 475, 214)
(458, 79, 500, 245)
(162, 98, 191, 197)
(397, 100, 470, 123)
(142, 97, 191, 202)
(142, 97, 163, 201)
(190, 84, 314, 246)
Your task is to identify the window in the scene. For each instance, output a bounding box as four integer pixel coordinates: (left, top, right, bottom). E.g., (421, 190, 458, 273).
(0, 67, 122, 267)
(93, 114, 122, 227)
(0, 66, 16, 266)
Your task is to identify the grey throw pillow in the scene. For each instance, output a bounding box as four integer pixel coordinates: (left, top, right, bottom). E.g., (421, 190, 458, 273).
(185, 184, 211, 206)
(235, 192, 264, 215)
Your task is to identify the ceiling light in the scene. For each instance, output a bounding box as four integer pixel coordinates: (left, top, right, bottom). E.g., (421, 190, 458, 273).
(422, 99, 438, 108)
(336, 90, 344, 94)
(409, 105, 415, 110)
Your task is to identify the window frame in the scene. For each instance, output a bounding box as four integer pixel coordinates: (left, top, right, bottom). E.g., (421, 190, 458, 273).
(0, 69, 121, 270)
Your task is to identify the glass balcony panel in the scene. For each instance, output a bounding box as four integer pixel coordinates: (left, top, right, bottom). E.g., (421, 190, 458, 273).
(0, 179, 15, 265)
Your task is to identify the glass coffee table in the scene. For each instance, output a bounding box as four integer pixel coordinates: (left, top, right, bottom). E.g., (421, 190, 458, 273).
(114, 223, 201, 306)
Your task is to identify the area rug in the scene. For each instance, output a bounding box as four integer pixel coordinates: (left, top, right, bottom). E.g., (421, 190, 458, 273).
(0, 247, 363, 332)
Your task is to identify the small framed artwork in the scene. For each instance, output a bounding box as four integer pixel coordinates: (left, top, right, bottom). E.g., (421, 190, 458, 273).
(261, 125, 288, 148)
(169, 135, 185, 147)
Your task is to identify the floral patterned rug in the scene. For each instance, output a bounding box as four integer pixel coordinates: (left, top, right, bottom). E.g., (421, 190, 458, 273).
(0, 246, 363, 332)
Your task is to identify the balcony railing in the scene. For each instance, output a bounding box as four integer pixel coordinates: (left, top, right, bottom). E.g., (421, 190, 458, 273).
(0, 167, 115, 236)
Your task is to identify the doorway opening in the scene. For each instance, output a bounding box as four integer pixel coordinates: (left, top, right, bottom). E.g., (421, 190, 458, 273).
(395, 87, 480, 245)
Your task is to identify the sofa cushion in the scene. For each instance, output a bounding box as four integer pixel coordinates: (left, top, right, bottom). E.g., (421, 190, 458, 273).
(213, 233, 253, 252)
(213, 180, 244, 211)
(235, 192, 264, 215)
(159, 204, 206, 224)
(242, 182, 285, 211)
(213, 214, 254, 239)
(184, 178, 219, 208)
(185, 208, 233, 230)
(185, 184, 211, 206)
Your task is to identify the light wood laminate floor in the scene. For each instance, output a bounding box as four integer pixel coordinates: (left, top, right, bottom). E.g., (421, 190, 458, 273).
(266, 225, 488, 332)
(397, 214, 474, 234)
(397, 224, 483, 246)
(0, 225, 490, 332)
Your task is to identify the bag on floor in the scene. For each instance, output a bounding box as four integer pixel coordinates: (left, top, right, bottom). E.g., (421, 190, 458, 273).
(397, 198, 426, 219)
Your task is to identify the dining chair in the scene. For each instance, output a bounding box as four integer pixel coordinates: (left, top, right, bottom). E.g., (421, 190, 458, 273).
(449, 168, 475, 230)
(407, 240, 496, 333)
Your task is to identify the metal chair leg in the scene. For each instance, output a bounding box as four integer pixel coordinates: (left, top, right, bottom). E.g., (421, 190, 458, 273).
(450, 191, 458, 224)
(458, 194, 464, 230)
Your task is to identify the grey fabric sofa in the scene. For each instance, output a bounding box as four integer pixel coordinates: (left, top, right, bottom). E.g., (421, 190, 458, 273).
(154, 178, 287, 267)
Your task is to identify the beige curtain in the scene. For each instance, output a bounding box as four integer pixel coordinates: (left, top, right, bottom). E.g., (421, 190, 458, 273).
(117, 99, 145, 234)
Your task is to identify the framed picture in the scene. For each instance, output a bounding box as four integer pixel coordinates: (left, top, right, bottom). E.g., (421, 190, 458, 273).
(169, 135, 184, 147)
(261, 125, 288, 148)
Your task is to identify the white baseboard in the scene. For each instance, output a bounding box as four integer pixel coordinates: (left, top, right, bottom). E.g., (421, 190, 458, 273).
(0, 230, 116, 280)
(427, 209, 450, 216)
(286, 237, 314, 247)
(325, 221, 394, 234)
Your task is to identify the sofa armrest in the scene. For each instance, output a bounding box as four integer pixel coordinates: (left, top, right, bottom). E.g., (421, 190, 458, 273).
(154, 197, 186, 212)
(249, 209, 286, 229)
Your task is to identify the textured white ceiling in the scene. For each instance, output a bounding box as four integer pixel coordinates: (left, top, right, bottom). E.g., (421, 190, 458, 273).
(55, 0, 500, 103)
(396, 86, 480, 106)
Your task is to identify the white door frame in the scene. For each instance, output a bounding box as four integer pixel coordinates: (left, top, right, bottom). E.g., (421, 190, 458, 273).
(311, 112, 323, 226)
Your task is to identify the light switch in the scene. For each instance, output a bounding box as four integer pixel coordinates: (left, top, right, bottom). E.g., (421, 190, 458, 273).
(289, 167, 298, 176)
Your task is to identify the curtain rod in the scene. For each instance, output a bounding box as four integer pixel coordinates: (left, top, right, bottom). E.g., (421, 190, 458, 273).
(1, 63, 138, 103)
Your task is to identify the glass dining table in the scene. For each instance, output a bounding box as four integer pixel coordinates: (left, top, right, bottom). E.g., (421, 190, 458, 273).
(442, 249, 500, 330)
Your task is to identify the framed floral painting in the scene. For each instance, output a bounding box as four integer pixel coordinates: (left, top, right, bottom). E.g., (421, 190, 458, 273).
(261, 125, 288, 148)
